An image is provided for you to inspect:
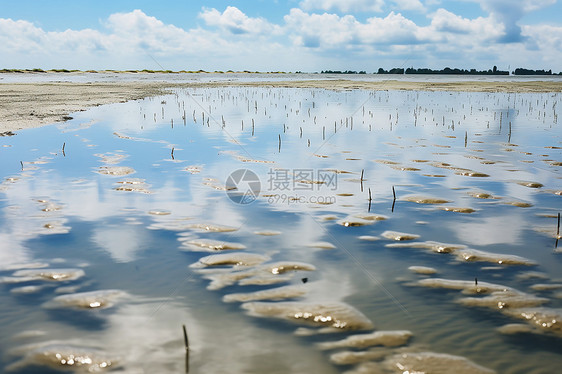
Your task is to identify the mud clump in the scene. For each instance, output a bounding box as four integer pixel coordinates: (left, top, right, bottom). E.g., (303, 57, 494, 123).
(241, 301, 374, 332)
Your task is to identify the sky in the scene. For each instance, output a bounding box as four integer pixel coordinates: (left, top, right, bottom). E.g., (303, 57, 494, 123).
(1, 0, 561, 72)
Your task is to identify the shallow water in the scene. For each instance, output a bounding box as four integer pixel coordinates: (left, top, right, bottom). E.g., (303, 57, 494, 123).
(0, 85, 561, 373)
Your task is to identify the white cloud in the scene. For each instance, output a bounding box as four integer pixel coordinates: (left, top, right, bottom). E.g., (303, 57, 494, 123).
(0, 18, 47, 53)
(469, 0, 557, 42)
(284, 9, 357, 48)
(284, 9, 426, 49)
(429, 8, 502, 41)
(521, 24, 562, 66)
(393, 0, 426, 12)
(104, 9, 221, 54)
(0, 9, 277, 70)
(299, 0, 385, 13)
(0, 6, 560, 72)
(0, 10, 214, 60)
(358, 12, 422, 44)
(199, 6, 279, 35)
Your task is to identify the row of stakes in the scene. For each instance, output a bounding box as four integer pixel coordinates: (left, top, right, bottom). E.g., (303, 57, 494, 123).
(359, 169, 397, 213)
(21, 144, 562, 249)
(360, 169, 560, 248)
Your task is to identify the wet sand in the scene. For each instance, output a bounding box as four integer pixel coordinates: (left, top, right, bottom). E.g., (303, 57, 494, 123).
(1, 79, 562, 132)
(0, 82, 173, 132)
(238, 79, 562, 93)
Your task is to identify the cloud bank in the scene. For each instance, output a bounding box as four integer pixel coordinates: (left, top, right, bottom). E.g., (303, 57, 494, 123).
(0, 3, 560, 72)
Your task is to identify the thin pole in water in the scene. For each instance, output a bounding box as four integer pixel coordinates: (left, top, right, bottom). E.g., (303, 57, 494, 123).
(182, 324, 189, 373)
(182, 324, 189, 350)
(554, 213, 560, 249)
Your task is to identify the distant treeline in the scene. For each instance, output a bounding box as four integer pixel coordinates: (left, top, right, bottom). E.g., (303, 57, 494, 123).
(321, 67, 561, 75)
(512, 68, 554, 75)
(1, 67, 561, 75)
(377, 68, 406, 74)
(373, 66, 560, 75)
(321, 70, 367, 74)
(405, 67, 509, 75)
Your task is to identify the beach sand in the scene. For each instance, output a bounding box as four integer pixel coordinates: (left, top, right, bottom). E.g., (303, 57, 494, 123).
(0, 82, 173, 133)
(1, 79, 561, 133)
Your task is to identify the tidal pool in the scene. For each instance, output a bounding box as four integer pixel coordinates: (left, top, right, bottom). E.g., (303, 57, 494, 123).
(0, 85, 561, 373)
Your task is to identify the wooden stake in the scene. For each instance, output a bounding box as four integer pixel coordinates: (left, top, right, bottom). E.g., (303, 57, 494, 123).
(182, 324, 189, 373)
(392, 186, 396, 200)
(182, 324, 189, 350)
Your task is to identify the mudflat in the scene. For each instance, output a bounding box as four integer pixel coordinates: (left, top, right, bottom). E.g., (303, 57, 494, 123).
(1, 79, 561, 133)
(0, 82, 173, 133)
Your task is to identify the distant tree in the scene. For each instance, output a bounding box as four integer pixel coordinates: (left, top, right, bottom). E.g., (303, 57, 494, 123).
(513, 68, 553, 75)
(403, 66, 507, 75)
(493, 65, 497, 73)
(388, 68, 404, 74)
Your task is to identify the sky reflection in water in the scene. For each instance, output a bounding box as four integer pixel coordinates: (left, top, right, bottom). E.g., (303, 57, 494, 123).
(0, 86, 561, 373)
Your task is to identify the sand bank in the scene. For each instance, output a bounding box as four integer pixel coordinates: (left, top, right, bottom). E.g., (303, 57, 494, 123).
(240, 79, 562, 93)
(0, 82, 173, 133)
(1, 79, 561, 133)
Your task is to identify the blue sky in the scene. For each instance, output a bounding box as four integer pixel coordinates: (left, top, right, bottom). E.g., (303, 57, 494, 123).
(1, 0, 561, 72)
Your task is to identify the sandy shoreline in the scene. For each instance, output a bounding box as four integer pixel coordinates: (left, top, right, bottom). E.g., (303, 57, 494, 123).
(0, 82, 175, 133)
(1, 79, 561, 133)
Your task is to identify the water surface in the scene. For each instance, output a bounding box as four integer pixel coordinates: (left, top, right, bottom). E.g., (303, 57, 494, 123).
(0, 85, 561, 373)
